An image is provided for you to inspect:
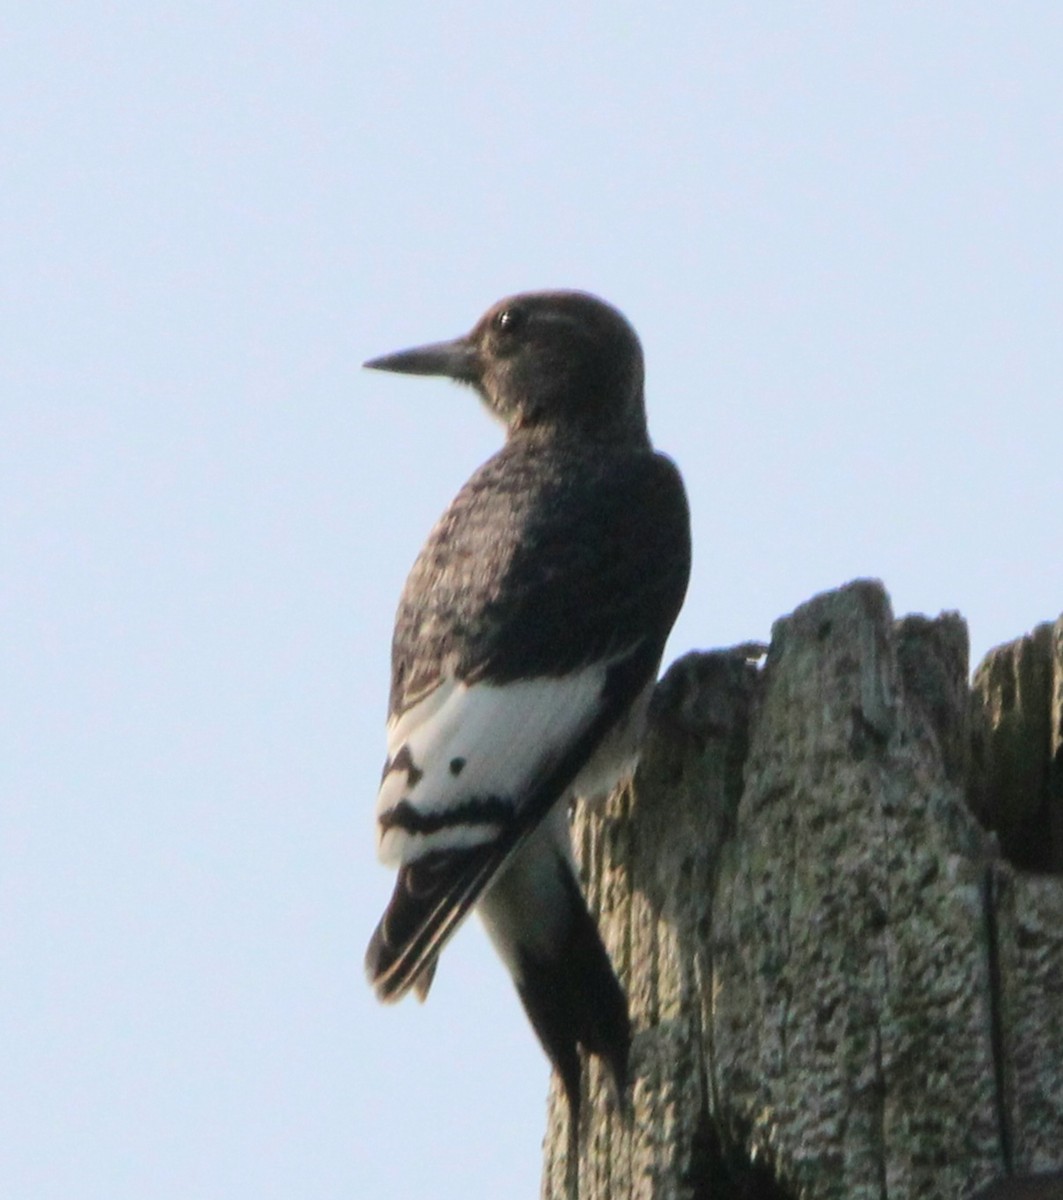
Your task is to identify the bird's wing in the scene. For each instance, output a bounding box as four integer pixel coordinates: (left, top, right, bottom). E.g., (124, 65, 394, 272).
(376, 665, 625, 866)
(366, 643, 654, 1002)
(366, 448, 690, 1002)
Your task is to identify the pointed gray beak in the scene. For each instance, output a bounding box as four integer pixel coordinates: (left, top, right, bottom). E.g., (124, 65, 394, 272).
(363, 336, 479, 383)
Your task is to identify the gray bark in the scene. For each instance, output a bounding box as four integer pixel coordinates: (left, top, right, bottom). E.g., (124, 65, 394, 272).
(541, 580, 1063, 1200)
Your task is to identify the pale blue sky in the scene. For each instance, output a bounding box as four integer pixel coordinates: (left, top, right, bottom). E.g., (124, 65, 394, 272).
(3, 5, 1062, 1198)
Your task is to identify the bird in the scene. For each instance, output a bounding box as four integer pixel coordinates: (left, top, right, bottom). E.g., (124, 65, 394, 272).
(362, 289, 691, 1118)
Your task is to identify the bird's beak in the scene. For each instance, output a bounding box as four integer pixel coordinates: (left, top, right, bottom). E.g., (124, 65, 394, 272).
(363, 336, 479, 383)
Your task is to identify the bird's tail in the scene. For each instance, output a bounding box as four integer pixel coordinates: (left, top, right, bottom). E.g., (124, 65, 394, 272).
(364, 817, 633, 1120)
(477, 811, 631, 1119)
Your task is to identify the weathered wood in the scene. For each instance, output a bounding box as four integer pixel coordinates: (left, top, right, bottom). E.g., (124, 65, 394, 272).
(994, 870, 1063, 1174)
(542, 648, 759, 1199)
(541, 581, 1063, 1200)
(970, 619, 1063, 872)
(970, 1170, 1063, 1199)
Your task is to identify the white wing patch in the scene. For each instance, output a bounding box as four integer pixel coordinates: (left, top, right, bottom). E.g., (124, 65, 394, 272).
(376, 662, 615, 867)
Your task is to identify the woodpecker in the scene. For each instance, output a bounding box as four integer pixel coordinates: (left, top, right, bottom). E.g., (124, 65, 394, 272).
(363, 290, 691, 1117)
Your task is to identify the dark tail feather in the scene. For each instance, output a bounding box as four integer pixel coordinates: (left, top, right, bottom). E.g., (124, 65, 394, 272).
(513, 869, 631, 1121)
(365, 842, 500, 1002)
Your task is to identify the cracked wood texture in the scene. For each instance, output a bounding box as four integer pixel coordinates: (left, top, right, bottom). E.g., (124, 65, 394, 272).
(541, 580, 1063, 1200)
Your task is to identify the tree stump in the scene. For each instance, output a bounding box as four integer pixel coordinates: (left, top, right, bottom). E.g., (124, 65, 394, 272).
(541, 580, 1063, 1200)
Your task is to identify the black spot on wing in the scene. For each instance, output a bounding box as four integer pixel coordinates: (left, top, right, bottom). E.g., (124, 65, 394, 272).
(381, 744, 422, 787)
(449, 756, 466, 776)
(378, 796, 513, 836)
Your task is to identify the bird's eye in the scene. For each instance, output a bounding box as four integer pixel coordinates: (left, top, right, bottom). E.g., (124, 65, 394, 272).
(494, 307, 524, 335)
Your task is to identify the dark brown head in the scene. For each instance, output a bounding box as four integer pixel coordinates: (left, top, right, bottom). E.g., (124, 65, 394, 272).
(365, 290, 647, 441)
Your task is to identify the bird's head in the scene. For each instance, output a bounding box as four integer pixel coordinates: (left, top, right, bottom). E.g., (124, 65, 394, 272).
(364, 291, 647, 441)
